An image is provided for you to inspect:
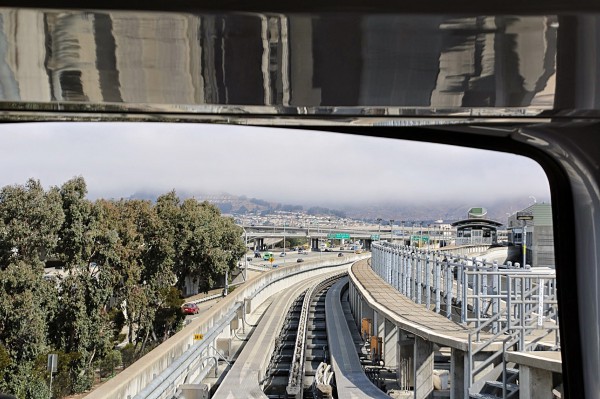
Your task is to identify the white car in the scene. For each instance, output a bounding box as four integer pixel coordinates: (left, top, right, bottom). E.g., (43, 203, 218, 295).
(279, 252, 286, 257)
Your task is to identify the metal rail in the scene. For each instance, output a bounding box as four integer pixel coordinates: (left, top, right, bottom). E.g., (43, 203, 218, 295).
(286, 273, 344, 398)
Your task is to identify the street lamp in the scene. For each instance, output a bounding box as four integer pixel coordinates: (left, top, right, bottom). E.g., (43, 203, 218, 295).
(427, 224, 431, 250)
(389, 219, 394, 243)
(517, 211, 534, 267)
(377, 218, 382, 235)
(242, 227, 248, 281)
(401, 221, 405, 244)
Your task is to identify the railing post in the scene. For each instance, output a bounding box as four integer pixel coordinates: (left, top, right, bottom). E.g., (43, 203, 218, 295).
(425, 252, 431, 310)
(520, 275, 526, 350)
(387, 248, 392, 285)
(400, 248, 408, 295)
(446, 262, 453, 319)
(474, 259, 481, 334)
(394, 249, 400, 291)
(506, 276, 512, 335)
(435, 255, 442, 314)
(461, 261, 467, 324)
(482, 258, 488, 318)
(416, 250, 422, 305)
(492, 261, 499, 334)
(407, 252, 413, 300)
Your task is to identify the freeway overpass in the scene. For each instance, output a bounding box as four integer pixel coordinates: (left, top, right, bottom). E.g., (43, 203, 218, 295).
(240, 224, 455, 250)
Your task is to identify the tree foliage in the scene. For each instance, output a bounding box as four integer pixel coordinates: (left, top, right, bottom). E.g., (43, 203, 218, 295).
(0, 178, 245, 397)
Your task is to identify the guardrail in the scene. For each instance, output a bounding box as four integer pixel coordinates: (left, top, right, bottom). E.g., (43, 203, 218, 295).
(370, 242, 559, 395)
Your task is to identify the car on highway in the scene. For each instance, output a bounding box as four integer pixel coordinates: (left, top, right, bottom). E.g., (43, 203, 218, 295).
(338, 253, 344, 257)
(296, 258, 304, 263)
(181, 303, 199, 315)
(279, 252, 286, 257)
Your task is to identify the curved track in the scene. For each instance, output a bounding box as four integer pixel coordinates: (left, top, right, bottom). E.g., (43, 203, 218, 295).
(212, 272, 342, 399)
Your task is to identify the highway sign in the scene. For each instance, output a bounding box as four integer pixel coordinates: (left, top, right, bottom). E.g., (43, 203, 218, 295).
(194, 334, 204, 340)
(517, 211, 534, 220)
(411, 235, 429, 243)
(269, 257, 274, 263)
(47, 354, 58, 372)
(371, 234, 380, 240)
(327, 233, 350, 239)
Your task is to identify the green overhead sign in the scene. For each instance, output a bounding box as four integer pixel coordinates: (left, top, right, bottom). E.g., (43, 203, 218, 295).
(371, 234, 380, 240)
(328, 233, 350, 239)
(411, 235, 430, 243)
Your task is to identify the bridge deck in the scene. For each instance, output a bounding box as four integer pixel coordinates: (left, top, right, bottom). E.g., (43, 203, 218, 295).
(326, 277, 389, 398)
(350, 259, 494, 352)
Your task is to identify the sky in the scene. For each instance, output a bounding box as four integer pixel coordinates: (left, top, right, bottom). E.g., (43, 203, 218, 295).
(0, 122, 550, 207)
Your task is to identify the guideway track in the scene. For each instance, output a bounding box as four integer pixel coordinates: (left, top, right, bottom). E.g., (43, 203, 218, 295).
(326, 277, 389, 398)
(212, 272, 344, 399)
(286, 274, 344, 398)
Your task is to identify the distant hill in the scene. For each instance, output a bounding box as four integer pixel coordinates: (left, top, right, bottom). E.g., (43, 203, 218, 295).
(129, 190, 545, 225)
(128, 190, 345, 217)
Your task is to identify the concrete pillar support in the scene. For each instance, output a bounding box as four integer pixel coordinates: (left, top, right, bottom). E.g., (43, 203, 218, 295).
(450, 348, 467, 399)
(375, 311, 385, 338)
(414, 336, 434, 399)
(384, 319, 398, 367)
(520, 366, 553, 399)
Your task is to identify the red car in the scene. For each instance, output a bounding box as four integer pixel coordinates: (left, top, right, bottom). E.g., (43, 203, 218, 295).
(181, 303, 199, 315)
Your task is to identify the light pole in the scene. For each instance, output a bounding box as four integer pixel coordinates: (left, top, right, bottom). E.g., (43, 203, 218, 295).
(242, 227, 248, 281)
(377, 218, 382, 235)
(517, 212, 534, 267)
(328, 218, 332, 247)
(401, 221, 405, 244)
(389, 219, 394, 243)
(427, 224, 431, 250)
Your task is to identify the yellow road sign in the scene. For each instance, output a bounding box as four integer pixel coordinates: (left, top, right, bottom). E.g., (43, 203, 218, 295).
(269, 257, 274, 263)
(194, 334, 204, 340)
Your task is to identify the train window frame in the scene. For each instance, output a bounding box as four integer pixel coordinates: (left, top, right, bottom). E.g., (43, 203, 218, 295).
(0, 3, 598, 398)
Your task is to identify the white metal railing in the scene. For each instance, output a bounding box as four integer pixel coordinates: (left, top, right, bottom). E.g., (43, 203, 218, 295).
(370, 242, 559, 396)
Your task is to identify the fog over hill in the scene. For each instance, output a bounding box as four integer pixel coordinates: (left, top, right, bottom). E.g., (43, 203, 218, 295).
(129, 189, 546, 224)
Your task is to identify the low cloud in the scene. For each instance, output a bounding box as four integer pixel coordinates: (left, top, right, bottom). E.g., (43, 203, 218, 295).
(0, 122, 550, 206)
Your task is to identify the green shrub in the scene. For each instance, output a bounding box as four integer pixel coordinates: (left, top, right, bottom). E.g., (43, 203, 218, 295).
(98, 350, 122, 378)
(121, 344, 136, 368)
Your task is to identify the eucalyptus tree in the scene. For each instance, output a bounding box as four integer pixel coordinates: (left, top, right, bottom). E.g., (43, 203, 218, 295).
(0, 178, 64, 267)
(174, 199, 245, 293)
(0, 179, 63, 396)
